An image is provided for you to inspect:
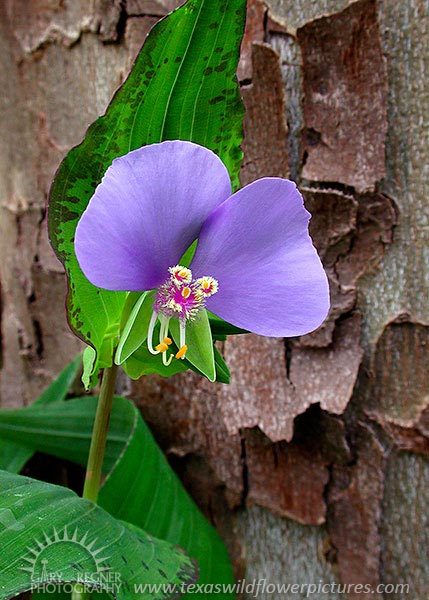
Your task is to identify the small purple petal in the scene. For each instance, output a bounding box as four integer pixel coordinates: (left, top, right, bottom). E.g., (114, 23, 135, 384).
(190, 178, 330, 337)
(75, 141, 231, 291)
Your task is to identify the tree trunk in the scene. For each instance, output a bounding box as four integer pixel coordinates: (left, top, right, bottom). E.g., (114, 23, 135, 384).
(1, 1, 428, 598)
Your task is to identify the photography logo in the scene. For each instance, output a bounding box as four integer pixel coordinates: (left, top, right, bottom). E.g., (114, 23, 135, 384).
(20, 526, 115, 593)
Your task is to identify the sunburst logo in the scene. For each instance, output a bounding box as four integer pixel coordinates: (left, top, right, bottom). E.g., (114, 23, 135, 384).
(21, 526, 111, 588)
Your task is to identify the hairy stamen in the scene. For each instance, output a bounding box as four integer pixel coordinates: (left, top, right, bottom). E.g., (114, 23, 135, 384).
(149, 265, 219, 364)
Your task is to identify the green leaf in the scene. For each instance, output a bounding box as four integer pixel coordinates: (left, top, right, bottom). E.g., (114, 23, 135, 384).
(47, 0, 246, 382)
(99, 411, 235, 600)
(0, 397, 234, 598)
(0, 356, 81, 473)
(0, 470, 196, 599)
(115, 292, 155, 365)
(0, 398, 127, 473)
(208, 311, 248, 336)
(169, 311, 216, 382)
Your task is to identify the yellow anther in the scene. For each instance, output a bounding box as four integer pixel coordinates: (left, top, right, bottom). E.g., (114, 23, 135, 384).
(195, 276, 218, 297)
(155, 342, 169, 353)
(169, 265, 192, 284)
(164, 337, 172, 345)
(175, 344, 188, 360)
(181, 286, 192, 299)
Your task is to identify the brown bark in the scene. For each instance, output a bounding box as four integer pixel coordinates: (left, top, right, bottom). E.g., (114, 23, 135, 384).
(1, 0, 428, 598)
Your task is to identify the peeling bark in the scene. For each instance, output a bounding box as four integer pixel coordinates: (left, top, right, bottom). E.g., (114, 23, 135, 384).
(298, 0, 388, 192)
(241, 42, 288, 185)
(237, 0, 266, 82)
(361, 321, 429, 449)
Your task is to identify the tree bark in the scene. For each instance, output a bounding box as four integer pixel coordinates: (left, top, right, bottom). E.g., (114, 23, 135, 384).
(1, 1, 428, 598)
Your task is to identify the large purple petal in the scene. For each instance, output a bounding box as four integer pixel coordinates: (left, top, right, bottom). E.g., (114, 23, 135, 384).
(190, 178, 330, 337)
(75, 141, 231, 291)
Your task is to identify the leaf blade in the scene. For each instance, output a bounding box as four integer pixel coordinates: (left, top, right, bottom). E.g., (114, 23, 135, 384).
(0, 470, 196, 599)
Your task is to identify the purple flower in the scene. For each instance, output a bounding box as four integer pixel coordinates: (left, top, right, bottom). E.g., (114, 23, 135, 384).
(75, 140, 329, 365)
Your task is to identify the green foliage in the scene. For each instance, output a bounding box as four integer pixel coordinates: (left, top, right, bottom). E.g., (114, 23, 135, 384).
(0, 470, 196, 599)
(0, 395, 235, 598)
(48, 0, 247, 385)
(0, 356, 81, 474)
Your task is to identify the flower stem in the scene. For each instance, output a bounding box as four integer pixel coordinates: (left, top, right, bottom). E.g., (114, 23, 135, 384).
(71, 363, 118, 600)
(82, 363, 118, 502)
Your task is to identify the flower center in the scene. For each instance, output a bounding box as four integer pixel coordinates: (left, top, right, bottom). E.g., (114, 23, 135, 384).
(147, 265, 218, 364)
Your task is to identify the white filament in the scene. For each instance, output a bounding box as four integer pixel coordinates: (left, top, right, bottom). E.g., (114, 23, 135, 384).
(147, 311, 159, 355)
